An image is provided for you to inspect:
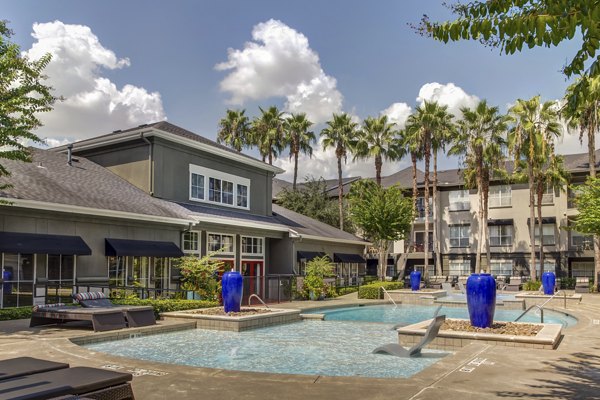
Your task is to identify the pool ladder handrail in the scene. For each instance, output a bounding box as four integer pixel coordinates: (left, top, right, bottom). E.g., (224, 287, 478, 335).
(514, 290, 566, 323)
(248, 294, 270, 309)
(379, 287, 398, 309)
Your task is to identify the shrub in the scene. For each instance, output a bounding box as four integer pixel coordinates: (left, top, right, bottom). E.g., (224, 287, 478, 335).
(111, 298, 218, 318)
(559, 277, 576, 290)
(337, 287, 359, 296)
(176, 251, 225, 301)
(358, 281, 404, 299)
(523, 280, 542, 291)
(299, 256, 336, 300)
(0, 307, 33, 321)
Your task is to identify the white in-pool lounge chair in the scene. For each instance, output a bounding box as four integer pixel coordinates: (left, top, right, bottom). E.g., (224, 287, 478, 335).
(373, 315, 446, 357)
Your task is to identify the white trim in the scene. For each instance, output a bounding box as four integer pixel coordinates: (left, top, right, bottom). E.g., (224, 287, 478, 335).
(241, 236, 264, 256)
(300, 234, 370, 246)
(4, 198, 195, 226)
(190, 214, 289, 232)
(181, 231, 201, 254)
(206, 232, 236, 255)
(189, 164, 250, 210)
(54, 127, 284, 174)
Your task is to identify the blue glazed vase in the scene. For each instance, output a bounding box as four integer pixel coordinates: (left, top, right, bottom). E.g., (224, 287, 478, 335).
(222, 271, 243, 313)
(410, 270, 421, 291)
(466, 273, 496, 328)
(542, 272, 556, 295)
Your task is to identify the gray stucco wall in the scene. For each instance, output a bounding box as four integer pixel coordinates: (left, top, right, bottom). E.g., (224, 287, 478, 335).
(152, 138, 273, 216)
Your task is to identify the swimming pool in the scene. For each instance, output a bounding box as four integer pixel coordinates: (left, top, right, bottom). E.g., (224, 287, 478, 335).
(84, 320, 447, 379)
(309, 304, 577, 327)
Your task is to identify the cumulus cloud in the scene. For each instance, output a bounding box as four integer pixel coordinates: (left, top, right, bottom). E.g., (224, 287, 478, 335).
(416, 82, 480, 118)
(381, 102, 412, 129)
(22, 21, 165, 145)
(216, 19, 342, 124)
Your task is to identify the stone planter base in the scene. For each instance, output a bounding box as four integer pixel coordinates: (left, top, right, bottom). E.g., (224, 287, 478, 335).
(515, 292, 582, 309)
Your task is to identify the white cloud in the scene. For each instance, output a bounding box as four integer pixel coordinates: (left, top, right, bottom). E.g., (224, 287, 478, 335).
(23, 21, 165, 144)
(216, 19, 342, 124)
(417, 82, 480, 118)
(381, 102, 412, 129)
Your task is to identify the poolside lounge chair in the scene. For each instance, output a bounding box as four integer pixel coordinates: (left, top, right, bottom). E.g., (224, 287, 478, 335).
(373, 314, 446, 357)
(441, 282, 453, 293)
(0, 357, 68, 381)
(73, 292, 156, 327)
(575, 277, 590, 293)
(506, 276, 523, 292)
(30, 303, 127, 332)
(428, 276, 446, 289)
(457, 281, 466, 294)
(0, 366, 134, 400)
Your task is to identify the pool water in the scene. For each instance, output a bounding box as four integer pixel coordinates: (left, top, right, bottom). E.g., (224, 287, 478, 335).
(310, 304, 577, 327)
(84, 320, 447, 379)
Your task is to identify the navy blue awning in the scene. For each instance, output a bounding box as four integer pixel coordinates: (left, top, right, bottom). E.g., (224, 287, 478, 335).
(487, 219, 514, 226)
(334, 253, 366, 263)
(527, 217, 556, 225)
(0, 232, 91, 255)
(296, 251, 328, 262)
(105, 238, 184, 257)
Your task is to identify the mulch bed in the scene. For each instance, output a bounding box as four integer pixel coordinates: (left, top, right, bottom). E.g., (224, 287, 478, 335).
(186, 307, 272, 316)
(441, 319, 543, 336)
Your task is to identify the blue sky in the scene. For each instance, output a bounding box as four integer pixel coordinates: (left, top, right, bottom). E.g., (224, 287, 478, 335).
(4, 0, 585, 179)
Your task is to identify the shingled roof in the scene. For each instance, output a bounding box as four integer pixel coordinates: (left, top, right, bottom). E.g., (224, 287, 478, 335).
(0, 148, 192, 222)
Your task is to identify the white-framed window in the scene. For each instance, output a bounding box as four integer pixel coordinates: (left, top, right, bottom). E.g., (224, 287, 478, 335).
(241, 236, 264, 255)
(448, 260, 471, 276)
(571, 229, 594, 250)
(415, 196, 432, 219)
(449, 225, 470, 247)
(489, 185, 511, 207)
(182, 231, 200, 255)
(571, 261, 594, 278)
(414, 264, 435, 277)
(207, 233, 235, 253)
(489, 225, 513, 247)
(535, 259, 556, 275)
(189, 164, 250, 210)
(534, 224, 555, 246)
(534, 183, 554, 205)
(490, 260, 513, 276)
(448, 190, 470, 211)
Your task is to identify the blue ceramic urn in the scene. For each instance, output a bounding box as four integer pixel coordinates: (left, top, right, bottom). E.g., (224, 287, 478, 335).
(466, 273, 496, 328)
(542, 271, 556, 295)
(222, 271, 243, 313)
(410, 270, 421, 291)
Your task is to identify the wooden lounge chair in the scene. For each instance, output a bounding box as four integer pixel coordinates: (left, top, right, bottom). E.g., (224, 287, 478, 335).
(575, 277, 590, 293)
(373, 315, 446, 357)
(0, 357, 68, 381)
(73, 292, 156, 327)
(506, 276, 523, 292)
(0, 366, 134, 400)
(428, 276, 446, 289)
(30, 303, 127, 332)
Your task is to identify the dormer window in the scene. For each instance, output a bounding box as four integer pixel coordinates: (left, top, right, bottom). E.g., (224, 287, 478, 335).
(189, 164, 250, 210)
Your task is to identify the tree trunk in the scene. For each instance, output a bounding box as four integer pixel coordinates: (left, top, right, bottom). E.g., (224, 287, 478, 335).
(424, 134, 431, 277)
(293, 150, 299, 191)
(537, 184, 545, 278)
(401, 152, 419, 279)
(379, 242, 388, 281)
(375, 155, 382, 186)
(476, 175, 484, 273)
(433, 150, 441, 275)
(337, 154, 344, 231)
(529, 165, 537, 281)
(483, 175, 491, 273)
(589, 128, 599, 289)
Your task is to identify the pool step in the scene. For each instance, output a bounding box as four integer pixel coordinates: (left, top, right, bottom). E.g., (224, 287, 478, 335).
(300, 313, 325, 320)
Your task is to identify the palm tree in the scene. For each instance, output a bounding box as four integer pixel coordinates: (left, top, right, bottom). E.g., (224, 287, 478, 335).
(251, 106, 286, 165)
(284, 113, 316, 190)
(321, 113, 359, 231)
(449, 101, 507, 273)
(217, 109, 250, 152)
(405, 101, 453, 276)
(354, 115, 399, 186)
(508, 96, 562, 281)
(563, 75, 600, 288)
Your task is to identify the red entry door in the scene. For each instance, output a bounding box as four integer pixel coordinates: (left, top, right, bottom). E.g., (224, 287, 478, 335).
(241, 261, 264, 303)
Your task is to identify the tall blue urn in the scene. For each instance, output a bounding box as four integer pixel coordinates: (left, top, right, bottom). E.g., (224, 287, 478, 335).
(222, 271, 243, 313)
(410, 270, 421, 291)
(542, 272, 556, 295)
(466, 273, 496, 328)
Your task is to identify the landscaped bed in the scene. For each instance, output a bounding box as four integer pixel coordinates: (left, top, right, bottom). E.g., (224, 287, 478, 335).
(441, 319, 542, 336)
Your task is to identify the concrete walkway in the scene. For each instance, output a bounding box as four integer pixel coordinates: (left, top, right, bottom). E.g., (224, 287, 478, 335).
(1, 293, 599, 399)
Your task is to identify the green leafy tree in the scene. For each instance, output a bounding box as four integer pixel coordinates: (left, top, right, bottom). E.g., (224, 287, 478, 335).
(348, 180, 414, 281)
(321, 113, 360, 231)
(573, 177, 600, 238)
(354, 115, 400, 186)
(301, 256, 336, 300)
(508, 96, 562, 281)
(284, 113, 315, 190)
(177, 251, 224, 301)
(563, 75, 600, 287)
(449, 100, 507, 272)
(417, 1, 600, 81)
(277, 176, 354, 233)
(217, 109, 251, 152)
(0, 20, 56, 188)
(251, 106, 286, 165)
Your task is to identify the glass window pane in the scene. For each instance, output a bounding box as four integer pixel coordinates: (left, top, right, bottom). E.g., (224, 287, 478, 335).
(222, 181, 234, 205)
(191, 173, 204, 200)
(209, 178, 221, 202)
(237, 184, 248, 208)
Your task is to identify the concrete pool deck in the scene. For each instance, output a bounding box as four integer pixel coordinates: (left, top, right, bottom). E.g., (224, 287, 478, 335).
(0, 291, 599, 399)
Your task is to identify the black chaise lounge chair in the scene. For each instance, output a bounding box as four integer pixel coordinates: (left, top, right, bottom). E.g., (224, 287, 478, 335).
(0, 357, 68, 381)
(73, 292, 156, 327)
(30, 303, 127, 332)
(373, 314, 446, 357)
(0, 366, 134, 400)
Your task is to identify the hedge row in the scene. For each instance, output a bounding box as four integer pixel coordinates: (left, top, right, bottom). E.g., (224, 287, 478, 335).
(336, 287, 359, 296)
(111, 298, 219, 318)
(358, 281, 404, 299)
(0, 307, 33, 321)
